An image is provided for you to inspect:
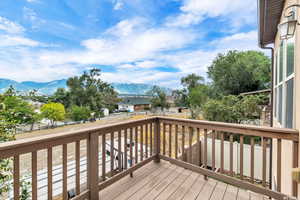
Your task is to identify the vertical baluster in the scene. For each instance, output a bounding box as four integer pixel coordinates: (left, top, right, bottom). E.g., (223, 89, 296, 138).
(204, 129, 208, 180)
(293, 141, 298, 197)
(169, 124, 172, 158)
(197, 128, 201, 166)
(262, 137, 266, 187)
(145, 124, 148, 158)
(140, 125, 144, 161)
(111, 132, 114, 173)
(102, 134, 106, 181)
(229, 134, 233, 176)
(220, 132, 224, 173)
(48, 148, 53, 200)
(163, 124, 166, 155)
(150, 123, 153, 156)
(240, 135, 244, 180)
(175, 125, 178, 159)
(124, 129, 128, 169)
(154, 119, 161, 163)
(204, 129, 207, 169)
(189, 127, 193, 163)
(63, 144, 68, 200)
(32, 151, 37, 200)
(129, 128, 133, 166)
(75, 141, 80, 194)
(277, 139, 281, 192)
(118, 131, 122, 171)
(13, 155, 20, 200)
(212, 131, 215, 170)
(182, 126, 185, 162)
(135, 127, 138, 164)
(250, 137, 255, 183)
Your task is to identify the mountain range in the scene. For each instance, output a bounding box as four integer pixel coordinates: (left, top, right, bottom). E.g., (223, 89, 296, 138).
(0, 78, 171, 95)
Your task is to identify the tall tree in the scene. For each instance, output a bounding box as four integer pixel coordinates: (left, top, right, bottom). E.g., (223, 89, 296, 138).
(149, 86, 170, 112)
(207, 50, 271, 95)
(174, 74, 208, 119)
(181, 73, 204, 90)
(54, 68, 119, 117)
(188, 84, 209, 119)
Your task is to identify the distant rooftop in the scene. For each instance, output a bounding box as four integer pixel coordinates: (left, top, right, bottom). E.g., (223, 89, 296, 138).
(118, 96, 152, 105)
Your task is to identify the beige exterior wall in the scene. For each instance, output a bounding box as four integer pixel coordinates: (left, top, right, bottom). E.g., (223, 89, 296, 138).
(272, 0, 300, 196)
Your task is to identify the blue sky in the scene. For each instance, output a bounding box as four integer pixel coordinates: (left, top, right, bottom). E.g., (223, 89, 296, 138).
(0, 0, 262, 88)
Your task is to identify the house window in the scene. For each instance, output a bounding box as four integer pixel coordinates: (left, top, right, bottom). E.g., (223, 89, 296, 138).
(275, 37, 295, 128)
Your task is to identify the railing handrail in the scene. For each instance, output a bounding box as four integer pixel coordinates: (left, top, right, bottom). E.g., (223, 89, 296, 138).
(1, 116, 298, 158)
(158, 116, 299, 141)
(0, 117, 156, 159)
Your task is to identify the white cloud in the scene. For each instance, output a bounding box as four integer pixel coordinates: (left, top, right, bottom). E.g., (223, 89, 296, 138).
(26, 0, 39, 3)
(0, 17, 25, 34)
(135, 60, 159, 69)
(0, 16, 42, 47)
(166, 0, 256, 28)
(0, 13, 263, 88)
(105, 18, 147, 37)
(42, 18, 196, 66)
(110, 0, 124, 10)
(23, 7, 46, 29)
(0, 35, 40, 47)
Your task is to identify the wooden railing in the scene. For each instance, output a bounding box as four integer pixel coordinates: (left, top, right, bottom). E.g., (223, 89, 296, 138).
(0, 116, 298, 200)
(157, 117, 299, 199)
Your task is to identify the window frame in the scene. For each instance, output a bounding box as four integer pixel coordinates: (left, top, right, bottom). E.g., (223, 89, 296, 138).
(274, 36, 295, 128)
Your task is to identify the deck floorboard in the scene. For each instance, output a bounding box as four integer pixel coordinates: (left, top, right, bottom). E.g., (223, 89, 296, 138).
(99, 161, 267, 200)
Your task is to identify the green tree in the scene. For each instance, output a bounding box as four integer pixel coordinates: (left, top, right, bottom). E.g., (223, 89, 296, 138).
(56, 68, 119, 116)
(149, 86, 170, 111)
(188, 85, 209, 119)
(68, 106, 91, 122)
(202, 95, 265, 124)
(207, 51, 271, 96)
(174, 74, 208, 119)
(41, 102, 66, 127)
(172, 89, 188, 107)
(181, 73, 204, 90)
(51, 88, 70, 107)
(0, 89, 31, 199)
(0, 89, 40, 132)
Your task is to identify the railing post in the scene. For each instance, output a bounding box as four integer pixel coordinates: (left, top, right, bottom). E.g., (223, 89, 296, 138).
(292, 141, 298, 197)
(87, 132, 99, 200)
(154, 118, 161, 163)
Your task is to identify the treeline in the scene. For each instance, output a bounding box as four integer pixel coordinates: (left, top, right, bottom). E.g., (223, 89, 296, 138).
(172, 50, 271, 123)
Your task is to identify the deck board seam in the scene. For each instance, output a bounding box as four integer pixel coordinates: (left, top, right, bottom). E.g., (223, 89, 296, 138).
(162, 170, 193, 200)
(123, 164, 177, 200)
(221, 184, 229, 200)
(168, 173, 200, 200)
(187, 176, 207, 200)
(207, 180, 218, 200)
(126, 165, 178, 200)
(153, 168, 191, 200)
(111, 163, 173, 200)
(101, 162, 163, 199)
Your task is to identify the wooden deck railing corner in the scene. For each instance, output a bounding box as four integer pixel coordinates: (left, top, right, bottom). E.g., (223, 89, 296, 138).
(0, 116, 299, 200)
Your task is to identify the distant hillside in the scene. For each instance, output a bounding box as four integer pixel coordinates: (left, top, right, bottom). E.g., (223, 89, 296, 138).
(0, 79, 67, 95)
(0, 79, 171, 95)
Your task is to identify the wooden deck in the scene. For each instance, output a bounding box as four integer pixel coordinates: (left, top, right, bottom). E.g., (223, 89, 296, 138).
(99, 161, 267, 200)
